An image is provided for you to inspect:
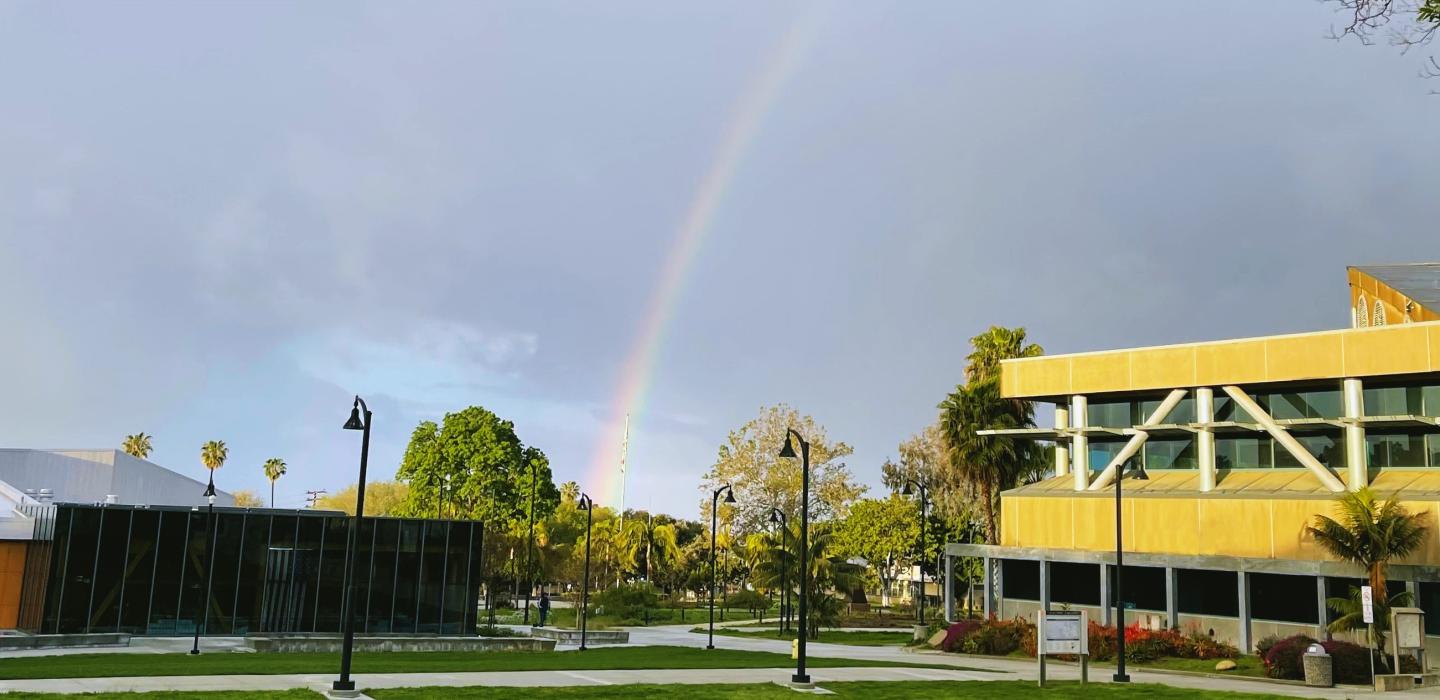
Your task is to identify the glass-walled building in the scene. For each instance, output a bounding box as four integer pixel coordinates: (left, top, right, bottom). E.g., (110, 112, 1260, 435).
(16, 503, 484, 636)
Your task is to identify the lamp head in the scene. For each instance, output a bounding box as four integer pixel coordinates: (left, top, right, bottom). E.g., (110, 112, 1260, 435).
(578, 494, 591, 511)
(343, 398, 365, 431)
(1124, 460, 1149, 481)
(901, 482, 913, 496)
(723, 487, 737, 505)
(778, 433, 796, 459)
(768, 510, 782, 524)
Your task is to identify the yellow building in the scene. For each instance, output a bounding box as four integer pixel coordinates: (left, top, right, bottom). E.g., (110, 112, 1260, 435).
(943, 264, 1440, 658)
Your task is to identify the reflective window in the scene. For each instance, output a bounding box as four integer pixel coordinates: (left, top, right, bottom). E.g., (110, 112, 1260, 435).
(57, 508, 102, 633)
(119, 510, 160, 634)
(1263, 390, 1342, 420)
(1143, 439, 1197, 470)
(204, 512, 246, 634)
(233, 514, 271, 634)
(366, 519, 400, 633)
(1140, 397, 1195, 424)
(1088, 442, 1126, 472)
(176, 510, 206, 635)
(1276, 434, 1344, 470)
(392, 521, 424, 633)
(1365, 386, 1423, 416)
(148, 511, 190, 634)
(1368, 432, 1428, 468)
(442, 522, 472, 634)
(1088, 402, 1137, 428)
(314, 517, 348, 632)
(417, 521, 448, 633)
(1212, 397, 1256, 423)
(1216, 437, 1272, 469)
(87, 509, 131, 632)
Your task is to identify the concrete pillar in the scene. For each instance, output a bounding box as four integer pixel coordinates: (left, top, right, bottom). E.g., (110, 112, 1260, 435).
(995, 559, 1005, 618)
(1099, 563, 1111, 626)
(1343, 378, 1368, 491)
(1316, 576, 1329, 639)
(1071, 396, 1090, 491)
(1054, 406, 1071, 478)
(1039, 560, 1051, 613)
(944, 554, 955, 622)
(1237, 571, 1252, 654)
(983, 557, 994, 618)
(1165, 567, 1179, 630)
(1196, 388, 1217, 492)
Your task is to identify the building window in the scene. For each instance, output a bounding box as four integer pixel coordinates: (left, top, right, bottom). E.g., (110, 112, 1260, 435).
(1262, 390, 1342, 420)
(1000, 559, 1040, 601)
(1275, 434, 1344, 470)
(1178, 569, 1238, 617)
(1367, 432, 1429, 468)
(1139, 396, 1195, 424)
(1373, 301, 1386, 326)
(1216, 437, 1272, 469)
(1088, 401, 1138, 428)
(1088, 442, 1127, 472)
(1357, 296, 1369, 327)
(1251, 573, 1318, 624)
(1144, 439, 1198, 470)
(1049, 562, 1100, 606)
(1364, 385, 1423, 416)
(1110, 565, 1166, 611)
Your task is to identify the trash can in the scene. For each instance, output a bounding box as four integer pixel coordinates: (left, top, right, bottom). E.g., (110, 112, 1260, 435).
(1303, 643, 1333, 688)
(913, 624, 928, 642)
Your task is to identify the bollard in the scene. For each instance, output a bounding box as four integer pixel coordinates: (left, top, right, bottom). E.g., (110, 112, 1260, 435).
(791, 638, 799, 660)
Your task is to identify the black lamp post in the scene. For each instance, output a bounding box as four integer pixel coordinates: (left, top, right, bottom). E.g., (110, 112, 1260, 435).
(1112, 458, 1147, 684)
(707, 484, 737, 649)
(523, 460, 538, 625)
(778, 429, 811, 685)
(768, 508, 787, 638)
(333, 396, 372, 694)
(189, 474, 217, 655)
(577, 492, 594, 651)
(902, 478, 930, 626)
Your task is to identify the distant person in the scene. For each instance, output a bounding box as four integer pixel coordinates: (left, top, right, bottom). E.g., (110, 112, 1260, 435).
(537, 591, 551, 627)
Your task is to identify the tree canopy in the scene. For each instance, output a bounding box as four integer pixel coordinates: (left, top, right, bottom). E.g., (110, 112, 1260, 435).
(701, 404, 866, 537)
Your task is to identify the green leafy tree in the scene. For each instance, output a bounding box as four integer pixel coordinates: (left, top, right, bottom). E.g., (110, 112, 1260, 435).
(832, 495, 918, 607)
(263, 458, 287, 507)
(121, 433, 153, 459)
(316, 481, 410, 516)
(753, 525, 862, 639)
(1309, 488, 1429, 653)
(939, 326, 1045, 543)
(702, 405, 866, 537)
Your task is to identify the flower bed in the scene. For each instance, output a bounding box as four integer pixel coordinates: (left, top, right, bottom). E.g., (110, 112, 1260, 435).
(941, 617, 1237, 663)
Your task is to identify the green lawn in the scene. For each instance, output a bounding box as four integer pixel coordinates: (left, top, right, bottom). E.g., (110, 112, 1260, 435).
(0, 646, 951, 680)
(1122, 655, 1266, 678)
(369, 681, 1295, 699)
(693, 627, 914, 646)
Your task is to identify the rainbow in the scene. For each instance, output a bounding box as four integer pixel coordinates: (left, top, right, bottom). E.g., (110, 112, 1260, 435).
(584, 11, 820, 507)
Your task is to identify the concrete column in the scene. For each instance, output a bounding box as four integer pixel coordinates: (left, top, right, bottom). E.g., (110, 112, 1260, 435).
(1165, 567, 1179, 630)
(944, 554, 955, 622)
(1196, 388, 1217, 492)
(1071, 396, 1090, 491)
(1343, 378, 1368, 491)
(983, 557, 994, 618)
(1316, 576, 1329, 639)
(1039, 560, 1051, 613)
(1237, 571, 1252, 653)
(996, 559, 1005, 618)
(1099, 563, 1111, 626)
(1054, 406, 1071, 478)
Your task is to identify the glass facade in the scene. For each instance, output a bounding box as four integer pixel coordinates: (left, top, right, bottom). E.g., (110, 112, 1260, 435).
(21, 504, 482, 636)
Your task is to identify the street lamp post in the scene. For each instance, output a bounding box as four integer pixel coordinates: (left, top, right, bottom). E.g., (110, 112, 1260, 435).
(707, 484, 737, 650)
(189, 475, 218, 655)
(902, 479, 930, 626)
(778, 429, 811, 685)
(333, 396, 372, 694)
(524, 461, 537, 626)
(577, 493, 594, 651)
(1112, 458, 1147, 684)
(768, 508, 787, 638)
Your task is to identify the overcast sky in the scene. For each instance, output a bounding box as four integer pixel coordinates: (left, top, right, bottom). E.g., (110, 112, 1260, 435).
(1, 1, 1436, 517)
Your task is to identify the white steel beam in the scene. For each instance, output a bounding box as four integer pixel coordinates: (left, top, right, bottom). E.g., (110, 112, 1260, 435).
(1342, 379, 1368, 491)
(1087, 389, 1187, 491)
(1221, 385, 1346, 492)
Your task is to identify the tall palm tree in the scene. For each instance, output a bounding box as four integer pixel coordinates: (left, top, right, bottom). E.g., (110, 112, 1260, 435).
(200, 440, 228, 481)
(263, 458, 287, 507)
(121, 433, 153, 459)
(938, 326, 1046, 543)
(1308, 488, 1428, 651)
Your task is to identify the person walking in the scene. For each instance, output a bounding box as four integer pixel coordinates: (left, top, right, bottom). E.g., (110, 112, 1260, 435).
(537, 591, 551, 627)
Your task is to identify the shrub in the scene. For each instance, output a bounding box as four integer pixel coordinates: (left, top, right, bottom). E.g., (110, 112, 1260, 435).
(727, 589, 772, 614)
(1262, 634, 1317, 680)
(1254, 634, 1284, 660)
(591, 582, 659, 620)
(960, 617, 1030, 656)
(1320, 640, 1373, 684)
(941, 620, 983, 652)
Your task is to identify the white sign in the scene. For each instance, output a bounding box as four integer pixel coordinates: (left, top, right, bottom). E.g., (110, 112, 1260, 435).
(1393, 609, 1423, 649)
(1040, 610, 1087, 655)
(1361, 585, 1374, 624)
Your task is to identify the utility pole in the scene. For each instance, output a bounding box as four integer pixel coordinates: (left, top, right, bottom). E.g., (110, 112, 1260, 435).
(305, 490, 327, 508)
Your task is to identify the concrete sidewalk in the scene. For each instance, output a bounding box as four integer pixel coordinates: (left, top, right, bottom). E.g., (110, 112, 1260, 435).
(0, 666, 989, 695)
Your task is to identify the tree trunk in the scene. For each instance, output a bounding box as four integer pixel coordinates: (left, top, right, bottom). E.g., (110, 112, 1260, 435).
(270, 481, 275, 508)
(982, 480, 997, 544)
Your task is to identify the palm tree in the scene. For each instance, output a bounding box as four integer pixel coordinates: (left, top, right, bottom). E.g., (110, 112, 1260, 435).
(938, 326, 1046, 543)
(121, 433, 154, 459)
(263, 458, 287, 507)
(753, 525, 861, 638)
(1308, 488, 1428, 652)
(200, 440, 228, 478)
